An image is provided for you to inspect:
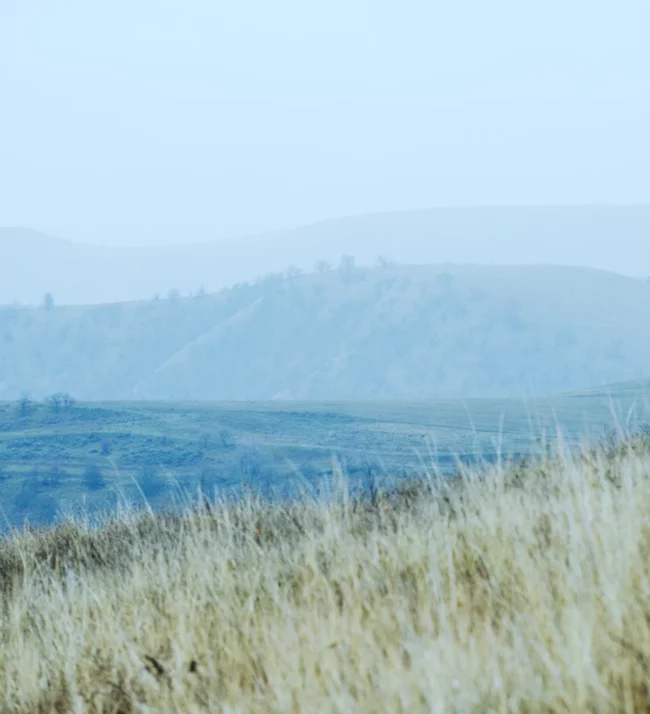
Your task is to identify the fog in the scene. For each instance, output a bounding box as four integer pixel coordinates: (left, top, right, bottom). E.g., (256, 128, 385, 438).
(2, 206, 650, 305)
(1, 0, 649, 248)
(3, 0, 650, 539)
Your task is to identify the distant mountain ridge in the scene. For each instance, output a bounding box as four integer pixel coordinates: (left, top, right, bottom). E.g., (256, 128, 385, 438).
(0, 227, 76, 248)
(1, 262, 649, 402)
(2, 204, 650, 305)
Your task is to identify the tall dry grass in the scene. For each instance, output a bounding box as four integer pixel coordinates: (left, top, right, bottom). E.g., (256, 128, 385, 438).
(2, 438, 650, 713)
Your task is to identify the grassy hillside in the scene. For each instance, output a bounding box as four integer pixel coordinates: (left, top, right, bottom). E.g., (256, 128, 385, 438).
(1, 262, 650, 402)
(1, 380, 650, 529)
(3, 435, 650, 711)
(3, 205, 650, 305)
(565, 378, 650, 399)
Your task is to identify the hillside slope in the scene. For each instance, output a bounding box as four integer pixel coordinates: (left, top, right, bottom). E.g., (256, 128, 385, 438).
(1, 263, 650, 401)
(3, 205, 650, 305)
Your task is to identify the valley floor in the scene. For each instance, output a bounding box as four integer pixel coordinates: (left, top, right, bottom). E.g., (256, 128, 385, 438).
(2, 385, 650, 529)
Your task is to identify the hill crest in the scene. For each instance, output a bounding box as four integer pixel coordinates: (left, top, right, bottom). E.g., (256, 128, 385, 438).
(1, 261, 649, 402)
(2, 204, 650, 305)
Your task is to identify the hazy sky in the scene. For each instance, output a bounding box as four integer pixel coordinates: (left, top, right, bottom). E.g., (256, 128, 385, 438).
(1, 0, 649, 246)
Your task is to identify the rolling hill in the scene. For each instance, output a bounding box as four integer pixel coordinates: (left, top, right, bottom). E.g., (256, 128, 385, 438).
(1, 262, 649, 402)
(2, 375, 650, 529)
(2, 204, 650, 305)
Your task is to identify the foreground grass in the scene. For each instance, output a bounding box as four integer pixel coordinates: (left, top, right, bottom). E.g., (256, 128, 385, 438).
(2, 440, 650, 712)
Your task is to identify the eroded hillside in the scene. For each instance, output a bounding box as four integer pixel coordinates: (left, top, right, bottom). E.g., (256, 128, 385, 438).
(1, 263, 649, 401)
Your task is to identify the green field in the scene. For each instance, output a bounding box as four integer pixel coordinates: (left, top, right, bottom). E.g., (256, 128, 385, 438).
(1, 379, 650, 529)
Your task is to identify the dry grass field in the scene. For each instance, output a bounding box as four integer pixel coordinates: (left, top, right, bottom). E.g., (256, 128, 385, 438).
(2, 436, 650, 712)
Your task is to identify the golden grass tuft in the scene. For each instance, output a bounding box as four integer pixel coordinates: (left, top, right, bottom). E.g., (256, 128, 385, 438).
(2, 439, 650, 712)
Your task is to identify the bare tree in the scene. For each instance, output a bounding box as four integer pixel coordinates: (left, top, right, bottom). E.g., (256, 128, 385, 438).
(17, 394, 32, 417)
(339, 255, 357, 282)
(45, 392, 75, 414)
(43, 292, 55, 311)
(339, 255, 356, 273)
(314, 259, 332, 274)
(255, 272, 284, 287)
(45, 393, 63, 413)
(285, 264, 303, 279)
(439, 272, 453, 291)
(375, 255, 396, 269)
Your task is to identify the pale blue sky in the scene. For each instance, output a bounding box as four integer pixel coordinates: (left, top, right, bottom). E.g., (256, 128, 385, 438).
(1, 0, 649, 246)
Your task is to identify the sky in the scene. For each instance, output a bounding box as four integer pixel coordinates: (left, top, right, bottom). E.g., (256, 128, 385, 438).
(1, 0, 649, 246)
